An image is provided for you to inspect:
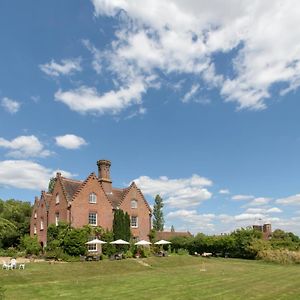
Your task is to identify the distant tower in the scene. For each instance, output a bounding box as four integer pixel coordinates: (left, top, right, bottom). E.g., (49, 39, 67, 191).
(97, 160, 112, 193)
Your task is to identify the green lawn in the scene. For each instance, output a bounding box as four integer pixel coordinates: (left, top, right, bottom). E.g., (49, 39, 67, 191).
(1, 256, 300, 299)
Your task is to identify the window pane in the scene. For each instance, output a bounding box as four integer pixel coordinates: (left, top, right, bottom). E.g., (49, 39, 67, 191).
(131, 216, 138, 228)
(131, 200, 137, 208)
(89, 193, 97, 203)
(89, 212, 97, 225)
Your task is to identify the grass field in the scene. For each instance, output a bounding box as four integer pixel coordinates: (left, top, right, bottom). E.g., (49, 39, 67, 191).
(1, 256, 300, 299)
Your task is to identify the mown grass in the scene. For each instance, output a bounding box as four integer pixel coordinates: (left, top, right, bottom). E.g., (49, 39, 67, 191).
(1, 256, 300, 299)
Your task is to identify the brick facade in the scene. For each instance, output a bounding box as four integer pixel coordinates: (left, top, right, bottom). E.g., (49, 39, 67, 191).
(30, 160, 152, 246)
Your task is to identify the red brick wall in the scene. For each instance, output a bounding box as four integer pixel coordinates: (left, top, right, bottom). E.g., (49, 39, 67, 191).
(48, 179, 69, 226)
(70, 175, 113, 230)
(120, 185, 151, 241)
(30, 195, 48, 247)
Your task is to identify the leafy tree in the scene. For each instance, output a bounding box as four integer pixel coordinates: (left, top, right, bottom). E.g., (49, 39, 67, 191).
(0, 199, 32, 248)
(171, 225, 175, 232)
(153, 194, 164, 231)
(48, 177, 56, 193)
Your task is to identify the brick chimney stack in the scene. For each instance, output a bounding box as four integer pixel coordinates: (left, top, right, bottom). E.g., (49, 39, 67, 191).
(97, 159, 112, 193)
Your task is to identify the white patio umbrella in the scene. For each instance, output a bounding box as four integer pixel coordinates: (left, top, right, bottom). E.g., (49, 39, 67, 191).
(85, 238, 107, 255)
(85, 239, 107, 245)
(134, 240, 152, 246)
(154, 240, 172, 245)
(110, 239, 130, 245)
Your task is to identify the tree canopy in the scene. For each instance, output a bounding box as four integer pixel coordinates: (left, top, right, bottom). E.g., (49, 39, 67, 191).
(152, 194, 164, 231)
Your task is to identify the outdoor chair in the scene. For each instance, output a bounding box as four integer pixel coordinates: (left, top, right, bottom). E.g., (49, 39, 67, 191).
(19, 264, 25, 269)
(2, 261, 11, 270)
(10, 259, 17, 269)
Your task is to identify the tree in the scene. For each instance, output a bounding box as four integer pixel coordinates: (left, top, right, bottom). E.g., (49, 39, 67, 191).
(0, 199, 32, 248)
(112, 209, 131, 241)
(171, 225, 175, 232)
(153, 195, 164, 231)
(48, 178, 56, 193)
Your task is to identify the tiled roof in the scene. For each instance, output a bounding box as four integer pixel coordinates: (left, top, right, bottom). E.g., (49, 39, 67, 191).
(61, 177, 83, 201)
(155, 231, 193, 241)
(106, 187, 130, 208)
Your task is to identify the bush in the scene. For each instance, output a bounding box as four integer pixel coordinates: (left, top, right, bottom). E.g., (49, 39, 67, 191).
(176, 248, 189, 255)
(257, 249, 300, 264)
(20, 235, 41, 255)
(124, 250, 133, 258)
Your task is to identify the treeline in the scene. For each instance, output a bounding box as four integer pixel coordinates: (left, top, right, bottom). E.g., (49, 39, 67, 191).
(169, 227, 300, 262)
(0, 199, 31, 250)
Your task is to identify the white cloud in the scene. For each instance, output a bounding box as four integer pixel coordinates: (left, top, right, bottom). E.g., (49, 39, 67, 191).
(92, 0, 300, 110)
(0, 135, 51, 158)
(82, 40, 102, 74)
(276, 194, 300, 206)
(0, 160, 73, 190)
(219, 189, 230, 195)
(40, 58, 82, 77)
(133, 174, 212, 208)
(166, 209, 216, 232)
(1, 97, 21, 114)
(231, 194, 254, 201)
(182, 84, 200, 103)
(55, 80, 147, 115)
(245, 207, 282, 214)
(247, 197, 272, 207)
(55, 134, 87, 150)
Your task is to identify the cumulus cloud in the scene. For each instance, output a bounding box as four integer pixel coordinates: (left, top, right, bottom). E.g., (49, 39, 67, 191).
(133, 174, 212, 208)
(40, 58, 82, 77)
(232, 194, 254, 201)
(247, 197, 272, 207)
(55, 80, 147, 115)
(0, 160, 73, 190)
(166, 209, 216, 232)
(1, 97, 21, 114)
(276, 194, 300, 206)
(55, 134, 87, 150)
(0, 135, 51, 158)
(91, 0, 300, 110)
(219, 189, 230, 195)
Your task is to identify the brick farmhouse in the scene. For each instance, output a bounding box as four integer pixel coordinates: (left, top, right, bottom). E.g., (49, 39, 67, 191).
(30, 160, 152, 247)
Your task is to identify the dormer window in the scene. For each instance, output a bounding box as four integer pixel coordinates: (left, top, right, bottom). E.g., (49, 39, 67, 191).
(131, 200, 138, 209)
(56, 193, 60, 204)
(89, 193, 97, 204)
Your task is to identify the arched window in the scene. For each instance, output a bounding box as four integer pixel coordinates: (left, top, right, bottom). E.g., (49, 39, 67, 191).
(131, 199, 138, 209)
(34, 211, 37, 219)
(55, 193, 60, 204)
(89, 193, 97, 204)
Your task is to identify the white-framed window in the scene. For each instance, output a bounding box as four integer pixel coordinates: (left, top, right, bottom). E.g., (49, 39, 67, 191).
(89, 212, 97, 226)
(33, 225, 37, 235)
(55, 213, 59, 226)
(88, 244, 97, 252)
(34, 211, 37, 219)
(40, 219, 44, 230)
(131, 216, 138, 228)
(89, 193, 97, 204)
(131, 199, 138, 209)
(55, 193, 60, 204)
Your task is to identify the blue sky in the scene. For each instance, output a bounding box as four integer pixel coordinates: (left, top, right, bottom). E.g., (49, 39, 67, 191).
(1, 0, 300, 235)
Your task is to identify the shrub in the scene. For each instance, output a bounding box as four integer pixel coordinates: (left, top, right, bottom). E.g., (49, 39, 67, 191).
(20, 235, 41, 255)
(176, 248, 189, 255)
(257, 249, 300, 264)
